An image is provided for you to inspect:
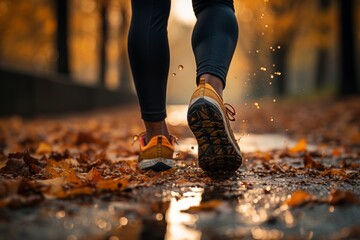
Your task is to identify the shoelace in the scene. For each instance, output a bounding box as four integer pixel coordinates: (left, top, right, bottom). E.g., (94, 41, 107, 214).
(224, 103, 236, 121)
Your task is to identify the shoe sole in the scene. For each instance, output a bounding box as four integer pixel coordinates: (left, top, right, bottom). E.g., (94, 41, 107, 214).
(187, 98, 242, 173)
(138, 158, 174, 172)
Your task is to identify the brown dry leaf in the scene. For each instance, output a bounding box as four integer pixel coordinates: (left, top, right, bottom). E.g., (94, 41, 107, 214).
(182, 200, 224, 213)
(304, 154, 325, 171)
(320, 169, 346, 177)
(284, 190, 314, 207)
(37, 177, 92, 199)
(86, 168, 103, 183)
(289, 138, 307, 153)
(56, 187, 93, 199)
(45, 159, 83, 185)
(36, 142, 52, 155)
(96, 177, 130, 191)
(328, 190, 360, 205)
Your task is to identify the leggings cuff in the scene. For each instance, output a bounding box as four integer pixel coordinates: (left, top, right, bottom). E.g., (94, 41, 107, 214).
(141, 110, 167, 122)
(196, 66, 227, 89)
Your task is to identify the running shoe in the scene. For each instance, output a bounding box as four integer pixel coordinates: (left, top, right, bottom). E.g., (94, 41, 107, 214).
(187, 78, 242, 173)
(134, 133, 175, 171)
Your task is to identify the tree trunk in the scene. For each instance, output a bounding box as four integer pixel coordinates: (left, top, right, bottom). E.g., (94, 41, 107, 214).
(118, 4, 133, 95)
(56, 0, 70, 75)
(338, 0, 358, 95)
(99, 0, 109, 88)
(315, 48, 328, 89)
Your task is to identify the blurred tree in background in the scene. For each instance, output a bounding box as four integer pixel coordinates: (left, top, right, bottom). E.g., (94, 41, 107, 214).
(0, 0, 358, 107)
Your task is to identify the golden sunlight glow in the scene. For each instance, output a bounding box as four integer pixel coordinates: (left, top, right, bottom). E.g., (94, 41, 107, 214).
(172, 0, 196, 26)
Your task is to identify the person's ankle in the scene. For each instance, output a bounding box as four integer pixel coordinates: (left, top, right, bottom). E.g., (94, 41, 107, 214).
(144, 120, 170, 144)
(199, 74, 223, 98)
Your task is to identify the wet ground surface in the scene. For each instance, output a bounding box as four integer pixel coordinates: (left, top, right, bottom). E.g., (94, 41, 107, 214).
(0, 99, 359, 240)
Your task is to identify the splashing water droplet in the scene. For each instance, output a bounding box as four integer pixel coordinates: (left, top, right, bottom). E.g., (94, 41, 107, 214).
(270, 74, 274, 79)
(178, 65, 184, 70)
(254, 102, 260, 109)
(172, 73, 176, 76)
(260, 67, 267, 71)
(273, 98, 277, 102)
(274, 72, 282, 76)
(270, 117, 274, 122)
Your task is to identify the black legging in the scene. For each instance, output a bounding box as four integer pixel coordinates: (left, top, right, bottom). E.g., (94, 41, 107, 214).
(128, 0, 238, 122)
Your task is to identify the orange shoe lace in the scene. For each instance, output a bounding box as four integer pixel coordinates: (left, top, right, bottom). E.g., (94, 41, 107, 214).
(224, 103, 236, 121)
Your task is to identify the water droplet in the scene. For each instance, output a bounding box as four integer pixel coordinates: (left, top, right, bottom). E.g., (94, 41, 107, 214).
(119, 217, 128, 226)
(109, 237, 120, 240)
(273, 99, 276, 102)
(178, 65, 184, 70)
(270, 74, 274, 79)
(274, 72, 282, 76)
(270, 117, 274, 122)
(260, 67, 267, 71)
(256, 49, 260, 53)
(56, 210, 66, 219)
(254, 102, 260, 109)
(67, 235, 77, 240)
(191, 146, 195, 150)
(269, 82, 272, 85)
(172, 73, 176, 76)
(277, 46, 281, 49)
(155, 213, 163, 221)
(265, 24, 268, 28)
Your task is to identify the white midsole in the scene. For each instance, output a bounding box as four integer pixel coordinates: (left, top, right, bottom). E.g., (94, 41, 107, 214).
(138, 158, 174, 170)
(189, 96, 242, 157)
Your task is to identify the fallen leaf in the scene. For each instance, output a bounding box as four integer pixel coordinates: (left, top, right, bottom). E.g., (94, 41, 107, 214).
(304, 154, 325, 171)
(36, 142, 52, 155)
(182, 200, 224, 213)
(96, 177, 130, 191)
(284, 190, 313, 207)
(328, 190, 360, 205)
(86, 168, 103, 183)
(289, 138, 307, 153)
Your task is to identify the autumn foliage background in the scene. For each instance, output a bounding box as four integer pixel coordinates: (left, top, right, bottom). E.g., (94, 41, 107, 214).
(0, 1, 359, 239)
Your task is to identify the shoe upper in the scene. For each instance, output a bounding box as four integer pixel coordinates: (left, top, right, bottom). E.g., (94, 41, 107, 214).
(137, 133, 175, 161)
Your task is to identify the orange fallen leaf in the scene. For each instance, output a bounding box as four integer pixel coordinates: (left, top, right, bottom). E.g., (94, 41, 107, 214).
(320, 169, 346, 176)
(289, 138, 307, 153)
(86, 168, 103, 183)
(182, 200, 223, 213)
(284, 190, 313, 207)
(96, 177, 130, 191)
(329, 190, 360, 205)
(45, 159, 82, 184)
(36, 142, 52, 155)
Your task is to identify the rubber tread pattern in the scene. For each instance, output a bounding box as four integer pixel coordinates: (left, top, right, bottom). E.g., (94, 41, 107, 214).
(188, 98, 242, 173)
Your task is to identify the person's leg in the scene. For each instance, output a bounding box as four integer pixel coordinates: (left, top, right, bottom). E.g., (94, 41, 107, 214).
(192, 0, 238, 97)
(128, 0, 171, 142)
(188, 0, 241, 173)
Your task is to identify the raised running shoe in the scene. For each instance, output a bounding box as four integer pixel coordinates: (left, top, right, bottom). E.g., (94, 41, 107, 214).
(187, 78, 242, 173)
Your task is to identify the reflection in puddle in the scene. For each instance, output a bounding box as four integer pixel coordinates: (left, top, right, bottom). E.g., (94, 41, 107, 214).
(165, 188, 203, 240)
